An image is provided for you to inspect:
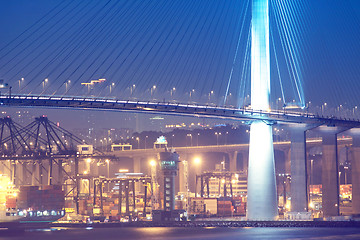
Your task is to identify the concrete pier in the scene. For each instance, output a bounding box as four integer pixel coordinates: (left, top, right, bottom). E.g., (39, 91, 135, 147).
(321, 132, 339, 217)
(290, 127, 308, 213)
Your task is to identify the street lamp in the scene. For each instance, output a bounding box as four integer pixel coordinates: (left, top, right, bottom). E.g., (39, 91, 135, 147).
(110, 82, 115, 93)
(145, 136, 148, 149)
(208, 90, 214, 102)
(151, 85, 156, 96)
(189, 89, 195, 101)
(170, 87, 176, 97)
(65, 80, 71, 93)
(130, 84, 136, 96)
(353, 106, 358, 117)
(344, 166, 348, 185)
(194, 157, 201, 166)
(149, 159, 158, 210)
(215, 132, 221, 145)
(186, 133, 192, 146)
(106, 159, 110, 191)
(42, 78, 48, 90)
(197, 133, 200, 146)
(136, 137, 139, 148)
(18, 77, 24, 90)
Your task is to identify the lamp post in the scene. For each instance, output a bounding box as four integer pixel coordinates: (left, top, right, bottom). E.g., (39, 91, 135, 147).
(344, 166, 348, 185)
(42, 78, 48, 91)
(208, 90, 214, 102)
(18, 77, 24, 90)
(193, 157, 202, 197)
(170, 87, 176, 98)
(215, 132, 221, 145)
(186, 134, 192, 146)
(149, 159, 157, 210)
(197, 133, 200, 146)
(189, 89, 195, 101)
(110, 82, 115, 94)
(136, 137, 139, 149)
(106, 159, 110, 192)
(151, 85, 156, 96)
(145, 136, 148, 149)
(65, 80, 71, 93)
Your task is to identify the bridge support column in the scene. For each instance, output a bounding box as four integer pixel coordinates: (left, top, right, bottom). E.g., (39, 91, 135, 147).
(351, 134, 360, 214)
(31, 163, 37, 185)
(58, 159, 63, 185)
(290, 127, 308, 213)
(11, 160, 16, 185)
(133, 157, 141, 193)
(21, 162, 27, 185)
(242, 151, 249, 173)
(229, 151, 238, 172)
(179, 160, 186, 193)
(321, 132, 340, 217)
(247, 121, 277, 220)
(284, 148, 291, 175)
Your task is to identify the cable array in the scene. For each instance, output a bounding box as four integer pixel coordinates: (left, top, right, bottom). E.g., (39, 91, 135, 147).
(1, 0, 359, 110)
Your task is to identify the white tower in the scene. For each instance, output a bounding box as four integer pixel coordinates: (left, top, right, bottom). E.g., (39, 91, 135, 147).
(246, 0, 278, 220)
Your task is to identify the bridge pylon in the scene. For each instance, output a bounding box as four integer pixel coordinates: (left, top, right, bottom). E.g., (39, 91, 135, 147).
(247, 0, 278, 220)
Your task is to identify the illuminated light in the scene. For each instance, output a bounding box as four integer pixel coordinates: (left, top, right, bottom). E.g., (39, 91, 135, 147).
(83, 171, 88, 175)
(193, 157, 201, 165)
(232, 179, 236, 184)
(247, 0, 277, 221)
(247, 121, 277, 220)
(285, 202, 291, 211)
(119, 169, 129, 173)
(309, 202, 314, 209)
(155, 136, 167, 144)
(149, 160, 156, 167)
(221, 179, 225, 184)
(86, 158, 91, 163)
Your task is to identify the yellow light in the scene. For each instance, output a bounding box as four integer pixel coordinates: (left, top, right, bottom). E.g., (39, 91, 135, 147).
(149, 160, 156, 167)
(83, 171, 88, 175)
(119, 169, 129, 173)
(285, 202, 291, 211)
(193, 157, 201, 165)
(86, 158, 91, 163)
(309, 202, 314, 209)
(221, 179, 225, 184)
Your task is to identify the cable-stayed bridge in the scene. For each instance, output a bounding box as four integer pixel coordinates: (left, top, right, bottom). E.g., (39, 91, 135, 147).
(1, 0, 360, 221)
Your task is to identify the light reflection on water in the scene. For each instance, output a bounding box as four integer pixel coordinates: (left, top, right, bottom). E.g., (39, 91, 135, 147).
(0, 227, 360, 240)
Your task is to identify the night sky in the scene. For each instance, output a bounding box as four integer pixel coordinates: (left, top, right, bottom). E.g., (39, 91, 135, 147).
(1, 0, 360, 126)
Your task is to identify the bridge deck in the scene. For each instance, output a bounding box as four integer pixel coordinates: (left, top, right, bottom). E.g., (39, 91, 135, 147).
(1, 95, 360, 127)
